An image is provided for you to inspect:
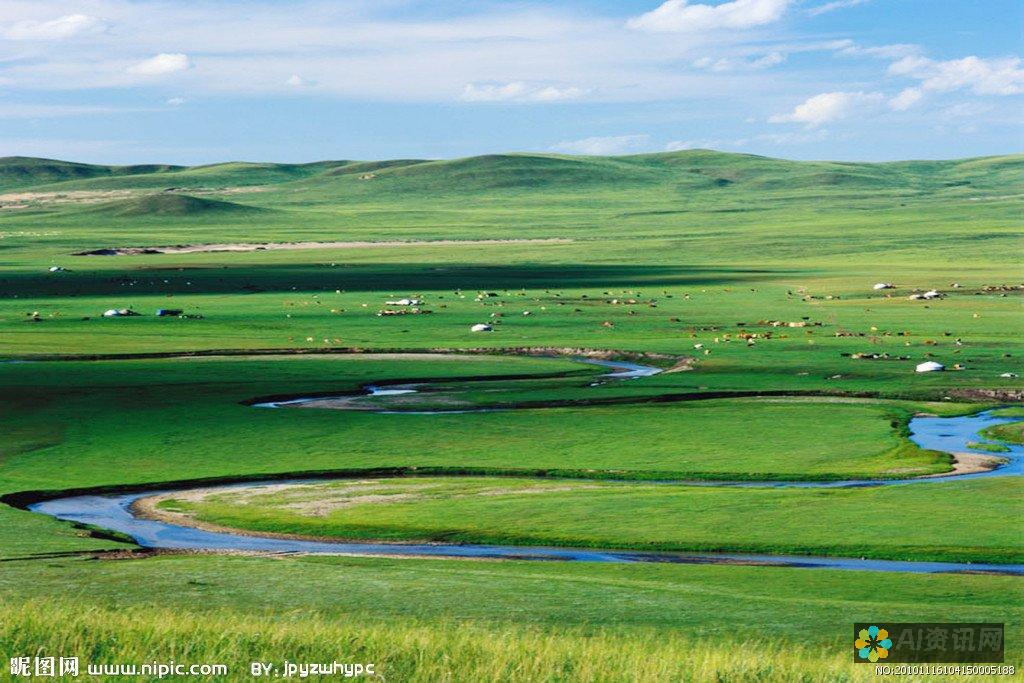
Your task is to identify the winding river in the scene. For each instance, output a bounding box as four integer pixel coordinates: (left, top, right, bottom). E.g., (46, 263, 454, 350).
(25, 358, 1024, 574)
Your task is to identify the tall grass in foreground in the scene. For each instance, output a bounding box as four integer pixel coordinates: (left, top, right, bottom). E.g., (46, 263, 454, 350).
(2, 599, 1012, 682)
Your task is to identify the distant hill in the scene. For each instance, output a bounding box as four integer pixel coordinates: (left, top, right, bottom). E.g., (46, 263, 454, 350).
(92, 193, 266, 217)
(357, 154, 665, 191)
(325, 159, 431, 177)
(304, 150, 1024, 196)
(0, 158, 347, 192)
(2, 151, 1021, 201)
(170, 161, 348, 186)
(0, 157, 182, 189)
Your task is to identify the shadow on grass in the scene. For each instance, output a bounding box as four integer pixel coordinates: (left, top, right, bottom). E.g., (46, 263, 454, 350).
(0, 263, 801, 298)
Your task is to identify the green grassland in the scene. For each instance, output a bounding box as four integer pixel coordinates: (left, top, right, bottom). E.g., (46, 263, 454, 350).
(967, 440, 1013, 452)
(0, 150, 1021, 680)
(0, 357, 957, 492)
(0, 355, 968, 561)
(992, 407, 1024, 418)
(159, 475, 1024, 563)
(982, 421, 1024, 445)
(2, 556, 1021, 682)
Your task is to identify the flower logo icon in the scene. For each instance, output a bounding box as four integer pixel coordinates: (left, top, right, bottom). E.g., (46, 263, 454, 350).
(855, 625, 892, 662)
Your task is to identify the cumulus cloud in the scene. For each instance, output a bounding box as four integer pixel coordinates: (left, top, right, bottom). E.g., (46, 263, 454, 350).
(627, 0, 791, 33)
(888, 87, 922, 111)
(126, 53, 190, 76)
(4, 14, 104, 40)
(889, 55, 1024, 96)
(550, 134, 650, 155)
(461, 81, 583, 103)
(769, 91, 883, 126)
(0, 1, 876, 104)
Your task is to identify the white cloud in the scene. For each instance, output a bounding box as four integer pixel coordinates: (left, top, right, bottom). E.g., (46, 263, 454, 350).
(4, 14, 104, 40)
(755, 129, 830, 145)
(166, 97, 186, 106)
(692, 51, 784, 71)
(750, 51, 785, 68)
(700, 58, 739, 71)
(461, 82, 528, 101)
(1, 0, 1010, 136)
(531, 85, 584, 102)
(628, 0, 791, 33)
(0, 2, 804, 103)
(285, 74, 317, 87)
(837, 42, 921, 59)
(126, 53, 190, 76)
(806, 0, 869, 17)
(889, 55, 1024, 96)
(461, 81, 583, 102)
(666, 137, 746, 150)
(550, 134, 650, 155)
(939, 102, 993, 120)
(889, 87, 921, 111)
(769, 91, 883, 126)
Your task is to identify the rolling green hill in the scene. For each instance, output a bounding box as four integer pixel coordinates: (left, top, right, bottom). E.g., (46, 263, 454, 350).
(91, 193, 268, 217)
(5, 151, 1021, 200)
(1, 149, 1020, 268)
(0, 156, 182, 189)
(0, 158, 346, 193)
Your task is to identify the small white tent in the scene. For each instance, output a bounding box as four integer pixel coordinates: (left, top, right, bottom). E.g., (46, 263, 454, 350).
(470, 323, 492, 332)
(915, 361, 945, 373)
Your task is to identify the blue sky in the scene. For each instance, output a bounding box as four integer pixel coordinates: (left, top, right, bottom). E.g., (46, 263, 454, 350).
(0, 0, 1021, 164)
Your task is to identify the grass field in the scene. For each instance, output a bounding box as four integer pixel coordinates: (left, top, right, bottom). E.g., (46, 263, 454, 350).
(3, 555, 1021, 681)
(983, 421, 1024, 445)
(156, 475, 1024, 563)
(1, 150, 1021, 680)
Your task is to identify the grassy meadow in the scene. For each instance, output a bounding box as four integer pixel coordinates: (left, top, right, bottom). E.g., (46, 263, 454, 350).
(159, 475, 1024, 563)
(983, 421, 1024, 445)
(0, 151, 1021, 679)
(4, 552, 1020, 639)
(3, 555, 1022, 682)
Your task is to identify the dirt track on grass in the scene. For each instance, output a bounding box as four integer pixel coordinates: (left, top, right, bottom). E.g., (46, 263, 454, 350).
(75, 238, 573, 256)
